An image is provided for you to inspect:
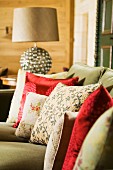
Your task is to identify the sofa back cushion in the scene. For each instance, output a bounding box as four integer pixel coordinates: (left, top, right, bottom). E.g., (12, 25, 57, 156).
(99, 68, 113, 97)
(66, 63, 105, 85)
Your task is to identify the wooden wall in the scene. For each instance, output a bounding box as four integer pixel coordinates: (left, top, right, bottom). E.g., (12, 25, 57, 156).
(0, 0, 74, 74)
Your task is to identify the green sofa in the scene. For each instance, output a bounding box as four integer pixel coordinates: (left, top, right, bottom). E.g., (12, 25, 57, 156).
(0, 62, 113, 170)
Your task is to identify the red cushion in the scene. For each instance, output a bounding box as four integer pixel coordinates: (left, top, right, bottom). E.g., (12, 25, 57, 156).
(45, 79, 78, 96)
(26, 72, 79, 95)
(13, 72, 79, 128)
(62, 86, 113, 170)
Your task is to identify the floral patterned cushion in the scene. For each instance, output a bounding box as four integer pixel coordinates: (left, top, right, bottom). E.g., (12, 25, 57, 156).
(73, 107, 113, 170)
(30, 82, 101, 145)
(15, 92, 47, 139)
(44, 111, 78, 170)
(62, 86, 113, 170)
(13, 82, 37, 128)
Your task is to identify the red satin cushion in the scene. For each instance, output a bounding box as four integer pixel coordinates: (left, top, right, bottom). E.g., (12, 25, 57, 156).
(62, 86, 113, 170)
(45, 78, 79, 96)
(13, 72, 79, 128)
(26, 72, 79, 95)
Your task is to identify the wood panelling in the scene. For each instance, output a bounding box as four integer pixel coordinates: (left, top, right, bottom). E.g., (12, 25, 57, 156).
(0, 0, 74, 74)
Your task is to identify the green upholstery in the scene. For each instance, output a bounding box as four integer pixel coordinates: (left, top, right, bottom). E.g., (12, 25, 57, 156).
(0, 123, 28, 142)
(66, 63, 105, 85)
(99, 68, 113, 97)
(0, 142, 46, 170)
(99, 68, 113, 88)
(110, 89, 113, 97)
(0, 123, 46, 170)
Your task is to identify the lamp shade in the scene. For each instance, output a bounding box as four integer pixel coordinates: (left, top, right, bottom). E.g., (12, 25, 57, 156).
(12, 7, 59, 42)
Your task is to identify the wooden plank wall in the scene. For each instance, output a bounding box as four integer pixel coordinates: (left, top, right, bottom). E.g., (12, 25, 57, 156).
(0, 0, 74, 74)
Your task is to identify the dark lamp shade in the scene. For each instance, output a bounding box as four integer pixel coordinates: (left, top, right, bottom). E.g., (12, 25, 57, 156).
(12, 7, 59, 42)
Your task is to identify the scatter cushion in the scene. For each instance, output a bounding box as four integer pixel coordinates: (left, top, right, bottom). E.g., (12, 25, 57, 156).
(44, 111, 78, 170)
(66, 62, 105, 85)
(13, 82, 37, 128)
(45, 75, 79, 96)
(30, 82, 101, 145)
(13, 72, 79, 128)
(73, 107, 113, 170)
(62, 86, 113, 170)
(26, 72, 79, 95)
(15, 92, 47, 139)
(6, 69, 26, 123)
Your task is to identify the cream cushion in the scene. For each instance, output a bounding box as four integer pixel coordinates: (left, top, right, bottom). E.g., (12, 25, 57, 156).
(15, 92, 47, 139)
(30, 82, 101, 145)
(6, 69, 26, 123)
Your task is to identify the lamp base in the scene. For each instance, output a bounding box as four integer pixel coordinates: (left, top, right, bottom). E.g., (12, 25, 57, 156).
(20, 46, 52, 74)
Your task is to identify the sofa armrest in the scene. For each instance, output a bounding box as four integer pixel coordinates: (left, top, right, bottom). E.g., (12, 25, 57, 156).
(0, 89, 15, 122)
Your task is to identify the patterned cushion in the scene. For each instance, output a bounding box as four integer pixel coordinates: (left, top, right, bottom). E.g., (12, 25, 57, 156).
(15, 92, 47, 139)
(13, 82, 37, 128)
(30, 82, 101, 145)
(62, 86, 113, 170)
(44, 111, 78, 170)
(73, 107, 113, 170)
(45, 76, 79, 96)
(13, 72, 79, 128)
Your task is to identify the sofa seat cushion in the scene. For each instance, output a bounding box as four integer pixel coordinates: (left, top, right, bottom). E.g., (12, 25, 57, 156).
(66, 63, 105, 85)
(0, 123, 28, 142)
(0, 142, 46, 170)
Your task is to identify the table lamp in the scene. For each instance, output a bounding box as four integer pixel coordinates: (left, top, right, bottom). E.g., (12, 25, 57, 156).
(12, 7, 59, 74)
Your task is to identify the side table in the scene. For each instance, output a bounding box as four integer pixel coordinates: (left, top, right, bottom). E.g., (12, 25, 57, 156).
(0, 75, 17, 88)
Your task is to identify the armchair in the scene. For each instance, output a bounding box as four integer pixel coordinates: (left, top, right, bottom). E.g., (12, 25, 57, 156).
(0, 89, 15, 122)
